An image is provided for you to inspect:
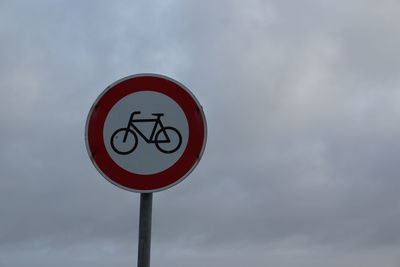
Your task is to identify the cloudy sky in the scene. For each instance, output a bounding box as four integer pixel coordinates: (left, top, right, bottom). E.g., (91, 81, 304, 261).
(1, 0, 400, 266)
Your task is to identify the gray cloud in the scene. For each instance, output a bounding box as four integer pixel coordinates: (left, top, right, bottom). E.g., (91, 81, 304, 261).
(1, 0, 400, 266)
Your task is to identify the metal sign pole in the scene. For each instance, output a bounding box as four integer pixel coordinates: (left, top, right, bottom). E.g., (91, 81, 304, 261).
(137, 193, 153, 267)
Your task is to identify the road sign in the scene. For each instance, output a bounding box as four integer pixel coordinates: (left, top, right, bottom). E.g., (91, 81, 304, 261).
(85, 74, 207, 192)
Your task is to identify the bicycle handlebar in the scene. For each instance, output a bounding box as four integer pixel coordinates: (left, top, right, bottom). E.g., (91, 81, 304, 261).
(129, 111, 141, 120)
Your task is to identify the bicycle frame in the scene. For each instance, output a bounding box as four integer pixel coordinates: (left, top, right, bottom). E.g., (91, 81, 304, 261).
(124, 112, 170, 143)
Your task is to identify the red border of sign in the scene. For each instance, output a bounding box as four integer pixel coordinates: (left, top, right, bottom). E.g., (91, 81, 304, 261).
(85, 74, 207, 192)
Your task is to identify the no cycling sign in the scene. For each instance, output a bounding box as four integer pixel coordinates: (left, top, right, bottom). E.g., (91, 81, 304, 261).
(85, 74, 207, 192)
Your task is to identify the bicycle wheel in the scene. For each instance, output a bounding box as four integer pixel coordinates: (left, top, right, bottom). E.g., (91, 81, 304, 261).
(110, 128, 138, 155)
(155, 127, 182, 154)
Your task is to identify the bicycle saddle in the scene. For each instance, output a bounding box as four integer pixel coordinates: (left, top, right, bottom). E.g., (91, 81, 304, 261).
(152, 113, 164, 117)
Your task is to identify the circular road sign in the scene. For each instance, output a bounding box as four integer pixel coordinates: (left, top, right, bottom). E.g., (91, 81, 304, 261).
(85, 74, 207, 192)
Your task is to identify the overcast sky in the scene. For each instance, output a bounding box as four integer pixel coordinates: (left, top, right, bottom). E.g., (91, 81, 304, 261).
(1, 0, 400, 266)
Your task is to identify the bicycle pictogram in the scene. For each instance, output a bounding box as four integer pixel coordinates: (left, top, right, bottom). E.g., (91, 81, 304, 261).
(110, 111, 182, 155)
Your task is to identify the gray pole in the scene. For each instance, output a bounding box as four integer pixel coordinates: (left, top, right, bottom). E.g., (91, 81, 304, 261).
(137, 193, 153, 267)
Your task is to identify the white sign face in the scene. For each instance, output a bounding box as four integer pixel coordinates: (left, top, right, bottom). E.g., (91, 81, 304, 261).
(103, 91, 189, 175)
